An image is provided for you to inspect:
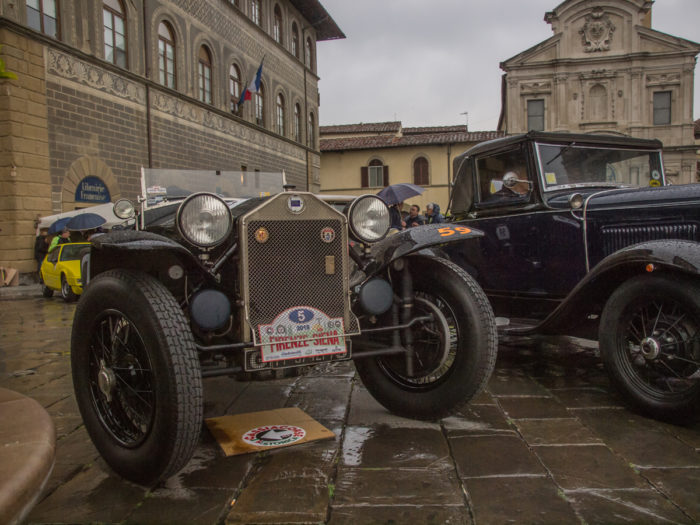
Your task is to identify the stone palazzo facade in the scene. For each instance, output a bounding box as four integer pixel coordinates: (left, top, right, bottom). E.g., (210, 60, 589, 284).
(0, 0, 342, 275)
(499, 0, 699, 184)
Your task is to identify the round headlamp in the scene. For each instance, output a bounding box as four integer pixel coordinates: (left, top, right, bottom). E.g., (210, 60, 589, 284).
(113, 199, 135, 219)
(348, 195, 391, 243)
(177, 193, 232, 248)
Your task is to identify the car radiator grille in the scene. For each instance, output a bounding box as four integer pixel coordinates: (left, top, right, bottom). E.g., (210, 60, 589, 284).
(240, 194, 359, 345)
(601, 223, 698, 256)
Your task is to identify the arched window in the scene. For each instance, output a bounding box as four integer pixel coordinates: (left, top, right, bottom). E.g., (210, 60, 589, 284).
(103, 0, 127, 68)
(27, 0, 59, 38)
(250, 0, 261, 26)
(589, 84, 608, 121)
(276, 93, 285, 135)
(198, 45, 212, 104)
(362, 159, 386, 188)
(305, 37, 314, 69)
(307, 111, 315, 147)
(229, 63, 241, 112)
(158, 21, 176, 89)
(255, 82, 265, 126)
(413, 156, 429, 186)
(291, 22, 300, 59)
(273, 5, 283, 44)
(294, 103, 301, 142)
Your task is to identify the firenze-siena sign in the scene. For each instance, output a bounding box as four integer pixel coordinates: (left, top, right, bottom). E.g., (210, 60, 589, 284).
(75, 176, 110, 203)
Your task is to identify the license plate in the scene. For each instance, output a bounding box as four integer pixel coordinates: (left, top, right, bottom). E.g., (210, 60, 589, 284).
(257, 307, 347, 363)
(244, 342, 351, 371)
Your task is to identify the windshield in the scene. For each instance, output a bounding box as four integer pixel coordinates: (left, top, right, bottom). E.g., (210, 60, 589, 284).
(536, 143, 665, 191)
(60, 244, 88, 261)
(141, 169, 286, 208)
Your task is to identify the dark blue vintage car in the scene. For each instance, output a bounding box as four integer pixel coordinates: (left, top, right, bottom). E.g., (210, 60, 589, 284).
(445, 131, 699, 424)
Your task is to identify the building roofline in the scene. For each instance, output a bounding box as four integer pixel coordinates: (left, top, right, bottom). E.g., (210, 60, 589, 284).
(290, 0, 345, 41)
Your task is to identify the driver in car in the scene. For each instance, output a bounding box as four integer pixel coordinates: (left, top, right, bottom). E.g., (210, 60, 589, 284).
(489, 170, 530, 201)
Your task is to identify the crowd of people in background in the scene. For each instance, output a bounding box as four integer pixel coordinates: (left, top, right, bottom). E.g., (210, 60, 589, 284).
(389, 201, 445, 231)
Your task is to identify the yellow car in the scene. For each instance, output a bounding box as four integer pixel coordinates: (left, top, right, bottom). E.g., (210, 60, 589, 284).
(40, 242, 90, 302)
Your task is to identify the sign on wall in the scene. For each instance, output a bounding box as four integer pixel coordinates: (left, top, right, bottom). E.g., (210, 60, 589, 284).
(75, 176, 110, 203)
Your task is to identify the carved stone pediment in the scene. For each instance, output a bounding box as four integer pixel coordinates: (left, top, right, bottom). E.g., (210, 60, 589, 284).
(579, 8, 615, 53)
(646, 73, 681, 87)
(520, 81, 552, 95)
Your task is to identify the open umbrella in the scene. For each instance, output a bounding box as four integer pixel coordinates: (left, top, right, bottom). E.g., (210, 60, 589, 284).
(66, 212, 106, 231)
(376, 183, 425, 206)
(48, 217, 72, 234)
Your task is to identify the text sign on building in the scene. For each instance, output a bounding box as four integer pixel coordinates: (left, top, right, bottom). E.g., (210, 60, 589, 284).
(75, 176, 110, 203)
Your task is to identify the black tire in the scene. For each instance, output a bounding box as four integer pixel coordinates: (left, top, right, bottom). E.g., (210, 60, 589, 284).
(600, 275, 700, 424)
(42, 284, 54, 298)
(71, 269, 203, 484)
(61, 275, 78, 302)
(354, 257, 497, 420)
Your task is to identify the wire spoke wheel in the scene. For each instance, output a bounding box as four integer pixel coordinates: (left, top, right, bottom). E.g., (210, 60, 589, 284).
(622, 299, 700, 396)
(72, 269, 203, 484)
(88, 310, 155, 447)
(378, 294, 457, 388)
(355, 257, 497, 420)
(600, 275, 700, 423)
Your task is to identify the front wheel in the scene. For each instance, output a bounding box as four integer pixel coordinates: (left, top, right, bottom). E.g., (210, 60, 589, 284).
(355, 257, 497, 420)
(600, 275, 700, 424)
(61, 275, 78, 302)
(71, 269, 203, 484)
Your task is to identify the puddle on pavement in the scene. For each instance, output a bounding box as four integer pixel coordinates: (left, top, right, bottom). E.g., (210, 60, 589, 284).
(342, 426, 374, 467)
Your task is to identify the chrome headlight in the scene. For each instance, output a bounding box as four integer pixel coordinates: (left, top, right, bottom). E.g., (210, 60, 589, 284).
(113, 199, 135, 219)
(348, 195, 391, 243)
(177, 193, 232, 247)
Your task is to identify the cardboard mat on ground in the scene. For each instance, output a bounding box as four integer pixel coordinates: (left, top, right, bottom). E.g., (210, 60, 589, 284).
(205, 407, 334, 456)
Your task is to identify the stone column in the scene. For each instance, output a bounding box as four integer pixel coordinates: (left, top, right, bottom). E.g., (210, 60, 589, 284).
(0, 29, 52, 276)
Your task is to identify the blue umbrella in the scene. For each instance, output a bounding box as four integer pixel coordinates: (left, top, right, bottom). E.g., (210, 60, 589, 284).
(66, 212, 106, 231)
(376, 183, 425, 206)
(48, 217, 71, 234)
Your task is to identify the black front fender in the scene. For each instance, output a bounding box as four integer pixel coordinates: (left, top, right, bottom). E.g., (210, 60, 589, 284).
(508, 239, 700, 337)
(90, 229, 203, 278)
(363, 224, 484, 277)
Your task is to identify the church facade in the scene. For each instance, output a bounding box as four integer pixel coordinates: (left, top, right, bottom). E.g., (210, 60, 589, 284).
(498, 0, 699, 184)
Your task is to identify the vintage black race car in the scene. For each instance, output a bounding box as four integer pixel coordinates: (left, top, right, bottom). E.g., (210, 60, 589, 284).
(445, 131, 700, 424)
(71, 169, 497, 484)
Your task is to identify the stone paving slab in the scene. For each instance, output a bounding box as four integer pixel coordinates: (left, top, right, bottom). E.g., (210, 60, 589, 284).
(0, 297, 697, 525)
(464, 476, 579, 524)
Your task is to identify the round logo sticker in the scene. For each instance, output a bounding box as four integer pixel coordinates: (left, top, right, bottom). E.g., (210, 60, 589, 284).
(321, 227, 336, 243)
(254, 227, 269, 243)
(287, 195, 305, 214)
(649, 179, 661, 187)
(242, 425, 306, 447)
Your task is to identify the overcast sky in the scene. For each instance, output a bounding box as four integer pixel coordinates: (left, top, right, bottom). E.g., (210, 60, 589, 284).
(316, 0, 700, 130)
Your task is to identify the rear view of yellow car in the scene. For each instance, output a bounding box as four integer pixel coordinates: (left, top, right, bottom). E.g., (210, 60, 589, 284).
(40, 242, 90, 302)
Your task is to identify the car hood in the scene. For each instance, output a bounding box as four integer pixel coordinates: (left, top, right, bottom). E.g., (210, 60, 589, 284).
(546, 184, 700, 210)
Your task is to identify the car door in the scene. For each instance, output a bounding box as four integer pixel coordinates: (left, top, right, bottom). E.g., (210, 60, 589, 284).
(446, 144, 586, 319)
(43, 246, 61, 289)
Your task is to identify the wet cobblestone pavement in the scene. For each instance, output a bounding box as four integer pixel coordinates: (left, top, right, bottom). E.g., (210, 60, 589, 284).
(1, 293, 699, 524)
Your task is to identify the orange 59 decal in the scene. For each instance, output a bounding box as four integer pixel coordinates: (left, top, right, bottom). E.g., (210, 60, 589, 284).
(438, 226, 472, 237)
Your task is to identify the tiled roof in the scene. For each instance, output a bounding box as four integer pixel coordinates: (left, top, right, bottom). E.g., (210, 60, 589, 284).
(320, 121, 402, 134)
(403, 125, 468, 135)
(320, 131, 505, 152)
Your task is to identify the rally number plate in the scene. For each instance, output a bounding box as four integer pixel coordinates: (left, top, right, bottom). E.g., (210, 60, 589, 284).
(244, 342, 351, 371)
